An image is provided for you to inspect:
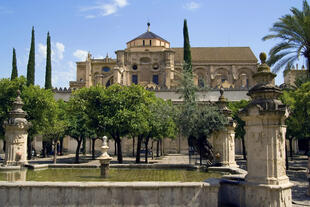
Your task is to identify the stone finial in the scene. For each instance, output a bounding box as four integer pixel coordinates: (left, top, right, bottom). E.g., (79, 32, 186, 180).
(257, 52, 270, 72)
(147, 22, 150, 32)
(243, 52, 285, 113)
(259, 52, 267, 63)
(217, 88, 232, 118)
(102, 136, 108, 147)
(9, 90, 27, 120)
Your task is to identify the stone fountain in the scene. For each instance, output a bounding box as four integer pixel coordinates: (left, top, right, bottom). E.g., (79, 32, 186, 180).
(97, 136, 112, 178)
(1, 90, 31, 169)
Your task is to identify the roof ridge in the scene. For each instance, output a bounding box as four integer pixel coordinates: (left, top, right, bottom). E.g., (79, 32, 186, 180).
(127, 31, 169, 43)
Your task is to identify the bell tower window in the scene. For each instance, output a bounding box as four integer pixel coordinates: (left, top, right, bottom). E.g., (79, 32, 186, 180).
(150, 40, 152, 46)
(143, 40, 145, 46)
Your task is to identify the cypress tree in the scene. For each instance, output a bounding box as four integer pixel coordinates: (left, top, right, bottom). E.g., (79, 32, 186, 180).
(45, 32, 52, 89)
(11, 48, 18, 80)
(27, 26, 35, 86)
(183, 19, 192, 72)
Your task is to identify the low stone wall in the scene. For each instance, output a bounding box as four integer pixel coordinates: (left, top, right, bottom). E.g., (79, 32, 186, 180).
(0, 180, 220, 207)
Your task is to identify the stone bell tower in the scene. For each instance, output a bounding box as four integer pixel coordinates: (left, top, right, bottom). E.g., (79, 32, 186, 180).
(3, 90, 31, 166)
(240, 53, 292, 206)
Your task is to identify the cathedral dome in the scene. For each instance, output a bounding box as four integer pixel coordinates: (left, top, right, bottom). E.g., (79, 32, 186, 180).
(126, 23, 170, 49)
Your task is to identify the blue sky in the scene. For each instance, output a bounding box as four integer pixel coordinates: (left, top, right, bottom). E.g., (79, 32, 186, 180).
(0, 0, 307, 87)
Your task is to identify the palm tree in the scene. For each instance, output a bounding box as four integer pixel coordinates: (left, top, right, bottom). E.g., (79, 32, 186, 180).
(262, 0, 310, 75)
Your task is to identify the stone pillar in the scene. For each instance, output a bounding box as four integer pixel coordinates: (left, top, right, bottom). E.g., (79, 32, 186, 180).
(240, 53, 292, 207)
(3, 90, 31, 166)
(211, 88, 238, 167)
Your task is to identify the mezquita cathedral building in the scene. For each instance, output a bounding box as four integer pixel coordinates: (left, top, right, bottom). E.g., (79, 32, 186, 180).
(53, 23, 262, 155)
(69, 23, 258, 92)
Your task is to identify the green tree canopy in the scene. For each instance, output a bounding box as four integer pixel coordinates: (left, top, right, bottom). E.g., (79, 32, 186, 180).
(183, 19, 192, 72)
(262, 0, 310, 74)
(0, 77, 26, 139)
(67, 87, 96, 163)
(11, 48, 18, 80)
(27, 27, 35, 86)
(45, 32, 52, 89)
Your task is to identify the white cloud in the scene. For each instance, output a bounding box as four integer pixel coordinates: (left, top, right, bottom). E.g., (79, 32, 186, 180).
(38, 43, 47, 59)
(85, 15, 96, 19)
(80, 0, 128, 18)
(73, 49, 88, 61)
(37, 42, 65, 64)
(115, 0, 128, 7)
(52, 61, 76, 88)
(55, 42, 65, 61)
(183, 1, 200, 10)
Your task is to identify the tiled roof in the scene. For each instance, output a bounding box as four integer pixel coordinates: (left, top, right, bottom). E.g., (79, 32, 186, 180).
(173, 47, 257, 63)
(128, 31, 169, 43)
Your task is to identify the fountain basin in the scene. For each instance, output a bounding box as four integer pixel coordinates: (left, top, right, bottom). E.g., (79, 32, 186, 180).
(0, 165, 242, 206)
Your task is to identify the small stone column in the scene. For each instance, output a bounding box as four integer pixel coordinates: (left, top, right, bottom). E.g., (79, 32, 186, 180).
(97, 136, 112, 178)
(211, 88, 238, 167)
(3, 90, 31, 166)
(240, 53, 292, 207)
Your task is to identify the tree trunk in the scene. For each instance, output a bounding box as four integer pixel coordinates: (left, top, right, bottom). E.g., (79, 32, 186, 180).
(136, 135, 142, 163)
(53, 140, 57, 164)
(145, 137, 150, 163)
(92, 138, 96, 160)
(75, 138, 82, 163)
(115, 136, 123, 163)
(3, 140, 6, 152)
(199, 139, 202, 166)
(132, 137, 135, 157)
(114, 141, 117, 155)
(60, 138, 63, 155)
(289, 137, 293, 158)
(151, 140, 154, 160)
(156, 140, 160, 157)
(241, 137, 247, 160)
(82, 136, 86, 155)
(41, 141, 46, 157)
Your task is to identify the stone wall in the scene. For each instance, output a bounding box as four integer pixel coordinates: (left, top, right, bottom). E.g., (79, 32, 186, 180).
(0, 181, 219, 207)
(53, 89, 250, 102)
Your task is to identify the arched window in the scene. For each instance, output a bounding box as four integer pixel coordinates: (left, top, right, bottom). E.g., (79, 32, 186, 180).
(198, 74, 205, 88)
(240, 73, 249, 88)
(153, 75, 159, 85)
(102, 67, 110, 72)
(132, 75, 138, 84)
